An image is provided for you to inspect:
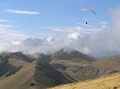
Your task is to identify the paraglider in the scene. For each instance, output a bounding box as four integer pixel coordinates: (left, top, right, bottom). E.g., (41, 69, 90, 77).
(82, 8, 96, 24)
(82, 8, 96, 14)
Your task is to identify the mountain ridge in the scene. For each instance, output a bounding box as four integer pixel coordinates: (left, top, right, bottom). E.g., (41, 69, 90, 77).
(0, 59, 76, 89)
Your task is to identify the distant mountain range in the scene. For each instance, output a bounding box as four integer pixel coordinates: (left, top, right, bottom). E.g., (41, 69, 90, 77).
(0, 48, 120, 89)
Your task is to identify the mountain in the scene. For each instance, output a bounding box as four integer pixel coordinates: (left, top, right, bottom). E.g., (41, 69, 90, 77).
(0, 52, 30, 78)
(92, 55, 120, 71)
(50, 48, 101, 81)
(1, 49, 120, 89)
(12, 52, 35, 63)
(66, 65, 118, 81)
(47, 73, 120, 89)
(50, 48, 120, 81)
(0, 59, 76, 89)
(52, 48, 96, 62)
(51, 48, 97, 67)
(64, 55, 120, 81)
(0, 52, 34, 67)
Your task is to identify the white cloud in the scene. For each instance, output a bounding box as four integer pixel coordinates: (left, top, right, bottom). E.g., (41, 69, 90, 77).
(15, 26, 100, 55)
(0, 24, 28, 41)
(6, 9, 40, 15)
(0, 24, 29, 53)
(0, 23, 101, 55)
(44, 26, 93, 33)
(99, 21, 108, 25)
(0, 20, 10, 22)
(39, 8, 120, 57)
(68, 32, 79, 40)
(0, 24, 15, 29)
(11, 41, 21, 45)
(43, 27, 74, 32)
(46, 35, 54, 42)
(0, 8, 120, 58)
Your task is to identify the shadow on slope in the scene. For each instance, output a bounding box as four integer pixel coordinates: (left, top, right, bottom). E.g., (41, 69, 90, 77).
(0, 59, 76, 89)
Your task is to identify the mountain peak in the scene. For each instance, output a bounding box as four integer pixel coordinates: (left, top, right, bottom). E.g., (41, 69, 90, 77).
(52, 48, 96, 62)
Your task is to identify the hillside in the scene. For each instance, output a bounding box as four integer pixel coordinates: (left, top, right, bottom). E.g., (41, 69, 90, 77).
(92, 55, 120, 71)
(0, 59, 76, 89)
(0, 52, 32, 67)
(52, 48, 96, 62)
(50, 49, 120, 81)
(0, 52, 30, 78)
(47, 73, 120, 89)
(66, 65, 118, 81)
(1, 50, 120, 89)
(51, 48, 97, 68)
(12, 52, 35, 63)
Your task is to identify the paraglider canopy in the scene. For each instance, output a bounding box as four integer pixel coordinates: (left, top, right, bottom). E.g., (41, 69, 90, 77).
(82, 8, 96, 14)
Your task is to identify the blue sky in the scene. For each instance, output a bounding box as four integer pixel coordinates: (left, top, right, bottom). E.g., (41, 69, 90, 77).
(0, 0, 120, 57)
(0, 0, 119, 33)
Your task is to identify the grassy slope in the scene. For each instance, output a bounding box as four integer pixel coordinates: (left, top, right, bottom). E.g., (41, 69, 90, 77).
(0, 60, 76, 89)
(0, 62, 35, 89)
(8, 57, 29, 67)
(47, 73, 120, 89)
(92, 55, 120, 71)
(0, 52, 29, 67)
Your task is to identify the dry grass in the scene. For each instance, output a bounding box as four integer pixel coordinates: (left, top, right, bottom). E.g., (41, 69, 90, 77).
(0, 61, 36, 89)
(8, 58, 29, 67)
(51, 60, 89, 67)
(47, 73, 120, 89)
(0, 60, 75, 89)
(92, 55, 120, 71)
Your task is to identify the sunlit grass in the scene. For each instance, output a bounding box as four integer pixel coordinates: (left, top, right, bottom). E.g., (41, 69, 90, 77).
(48, 73, 120, 89)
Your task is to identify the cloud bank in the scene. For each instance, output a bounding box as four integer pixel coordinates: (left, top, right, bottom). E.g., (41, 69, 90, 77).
(0, 8, 120, 57)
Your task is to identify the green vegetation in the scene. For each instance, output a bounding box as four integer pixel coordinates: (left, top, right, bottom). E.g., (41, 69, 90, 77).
(13, 52, 34, 62)
(5, 66, 22, 77)
(0, 55, 21, 77)
(40, 54, 52, 63)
